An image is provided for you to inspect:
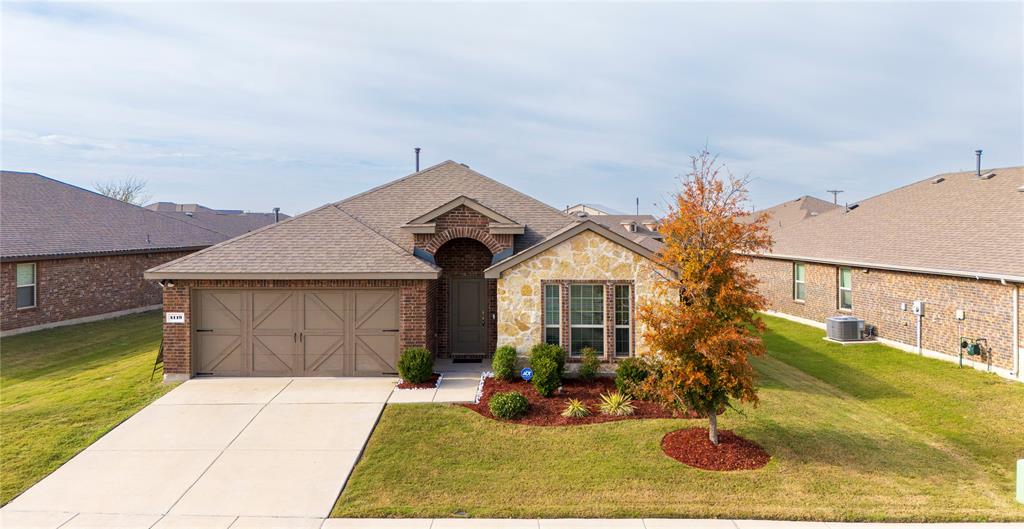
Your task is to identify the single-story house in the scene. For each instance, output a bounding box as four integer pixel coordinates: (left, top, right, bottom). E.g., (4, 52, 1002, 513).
(746, 166, 1023, 381)
(0, 171, 280, 335)
(144, 202, 289, 237)
(146, 160, 666, 381)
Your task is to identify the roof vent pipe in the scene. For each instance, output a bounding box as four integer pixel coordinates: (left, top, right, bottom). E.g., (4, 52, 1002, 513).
(975, 149, 982, 177)
(415, 147, 421, 172)
(273, 207, 280, 222)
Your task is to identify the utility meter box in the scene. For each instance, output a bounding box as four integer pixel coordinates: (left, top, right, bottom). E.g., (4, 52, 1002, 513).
(911, 300, 925, 316)
(955, 309, 966, 321)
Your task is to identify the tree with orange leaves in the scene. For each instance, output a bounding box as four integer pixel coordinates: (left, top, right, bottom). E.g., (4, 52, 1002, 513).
(638, 148, 772, 445)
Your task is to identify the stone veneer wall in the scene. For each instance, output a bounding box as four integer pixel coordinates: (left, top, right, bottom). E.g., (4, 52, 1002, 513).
(496, 230, 667, 356)
(747, 256, 1022, 372)
(161, 278, 434, 378)
(1, 250, 193, 333)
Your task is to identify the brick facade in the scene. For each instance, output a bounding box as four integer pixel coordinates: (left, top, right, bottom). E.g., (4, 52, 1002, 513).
(0, 251, 192, 333)
(160, 278, 436, 377)
(747, 256, 1022, 373)
(414, 205, 514, 255)
(432, 237, 497, 357)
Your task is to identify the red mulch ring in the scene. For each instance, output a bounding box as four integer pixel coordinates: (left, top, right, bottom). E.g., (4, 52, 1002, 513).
(462, 377, 702, 426)
(396, 373, 441, 389)
(661, 427, 770, 471)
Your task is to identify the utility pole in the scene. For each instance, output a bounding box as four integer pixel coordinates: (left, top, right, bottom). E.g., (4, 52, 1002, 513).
(827, 189, 844, 205)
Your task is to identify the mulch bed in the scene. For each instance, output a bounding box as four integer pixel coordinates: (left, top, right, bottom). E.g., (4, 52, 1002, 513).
(661, 427, 770, 471)
(396, 373, 441, 390)
(462, 376, 701, 426)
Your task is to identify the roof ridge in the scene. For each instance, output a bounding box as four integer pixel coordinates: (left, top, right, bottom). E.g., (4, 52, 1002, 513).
(335, 160, 458, 207)
(147, 203, 337, 272)
(453, 163, 573, 220)
(330, 204, 440, 271)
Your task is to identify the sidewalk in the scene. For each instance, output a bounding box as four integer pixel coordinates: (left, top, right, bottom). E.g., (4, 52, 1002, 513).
(2, 513, 1020, 529)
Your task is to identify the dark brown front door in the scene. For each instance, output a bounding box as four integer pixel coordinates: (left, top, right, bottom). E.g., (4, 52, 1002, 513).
(451, 278, 487, 355)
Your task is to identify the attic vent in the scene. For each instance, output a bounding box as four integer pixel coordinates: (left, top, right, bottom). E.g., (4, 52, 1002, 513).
(978, 172, 995, 180)
(621, 222, 638, 233)
(810, 212, 819, 216)
(1018, 185, 1024, 193)
(932, 177, 945, 184)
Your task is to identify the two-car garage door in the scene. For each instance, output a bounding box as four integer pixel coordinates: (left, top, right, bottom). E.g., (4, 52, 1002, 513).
(192, 289, 400, 377)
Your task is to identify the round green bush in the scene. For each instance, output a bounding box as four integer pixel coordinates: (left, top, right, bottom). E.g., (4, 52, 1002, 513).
(529, 343, 566, 377)
(577, 347, 600, 382)
(615, 356, 649, 396)
(531, 356, 560, 397)
(492, 345, 518, 381)
(397, 347, 433, 384)
(489, 391, 529, 419)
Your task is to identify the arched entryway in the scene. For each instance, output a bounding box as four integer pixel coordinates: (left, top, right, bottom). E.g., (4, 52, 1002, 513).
(433, 237, 497, 358)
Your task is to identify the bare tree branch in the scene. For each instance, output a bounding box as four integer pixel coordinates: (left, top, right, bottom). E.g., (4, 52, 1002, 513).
(95, 176, 151, 206)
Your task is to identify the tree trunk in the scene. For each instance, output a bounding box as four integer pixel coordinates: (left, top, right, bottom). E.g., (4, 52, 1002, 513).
(708, 408, 719, 445)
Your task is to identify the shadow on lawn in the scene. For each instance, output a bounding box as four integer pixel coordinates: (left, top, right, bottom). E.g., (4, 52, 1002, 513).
(759, 329, 907, 401)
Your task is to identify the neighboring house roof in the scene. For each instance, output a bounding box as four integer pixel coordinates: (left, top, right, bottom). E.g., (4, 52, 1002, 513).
(756, 167, 1024, 282)
(145, 203, 440, 279)
(484, 219, 658, 278)
(144, 202, 287, 238)
(1, 171, 228, 261)
(565, 203, 624, 215)
(586, 214, 663, 251)
(748, 195, 839, 232)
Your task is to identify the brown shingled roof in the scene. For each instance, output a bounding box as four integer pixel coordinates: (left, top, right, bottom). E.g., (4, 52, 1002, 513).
(1, 171, 228, 261)
(144, 202, 286, 238)
(750, 195, 840, 233)
(758, 167, 1024, 281)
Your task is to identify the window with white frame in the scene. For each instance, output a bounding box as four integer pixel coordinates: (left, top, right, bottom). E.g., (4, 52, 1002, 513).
(614, 284, 630, 357)
(793, 262, 806, 301)
(569, 284, 604, 355)
(838, 267, 853, 309)
(544, 284, 560, 346)
(16, 263, 36, 309)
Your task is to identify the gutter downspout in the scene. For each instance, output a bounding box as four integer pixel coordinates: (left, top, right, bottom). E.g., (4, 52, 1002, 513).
(916, 313, 923, 355)
(1014, 284, 1020, 380)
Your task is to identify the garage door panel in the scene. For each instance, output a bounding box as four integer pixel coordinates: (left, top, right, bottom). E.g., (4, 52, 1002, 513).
(303, 335, 346, 374)
(304, 292, 346, 330)
(354, 335, 399, 374)
(252, 335, 296, 374)
(353, 290, 399, 330)
(252, 292, 295, 330)
(195, 335, 243, 374)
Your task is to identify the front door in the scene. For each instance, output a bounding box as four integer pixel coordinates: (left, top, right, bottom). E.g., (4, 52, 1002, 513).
(451, 278, 487, 356)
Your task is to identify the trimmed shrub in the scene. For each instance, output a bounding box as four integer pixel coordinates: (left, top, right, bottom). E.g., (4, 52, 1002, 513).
(598, 392, 636, 416)
(577, 347, 600, 382)
(489, 391, 529, 420)
(615, 356, 649, 396)
(530, 343, 566, 377)
(561, 398, 590, 418)
(531, 356, 560, 397)
(493, 345, 518, 381)
(397, 347, 433, 384)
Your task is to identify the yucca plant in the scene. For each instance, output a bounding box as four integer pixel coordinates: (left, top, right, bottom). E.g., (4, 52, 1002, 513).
(598, 392, 635, 416)
(560, 398, 590, 418)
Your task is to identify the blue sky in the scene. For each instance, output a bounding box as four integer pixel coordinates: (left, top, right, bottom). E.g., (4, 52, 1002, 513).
(2, 2, 1021, 216)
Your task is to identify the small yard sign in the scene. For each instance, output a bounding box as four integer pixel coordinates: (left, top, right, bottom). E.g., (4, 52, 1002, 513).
(165, 312, 185, 324)
(520, 367, 533, 381)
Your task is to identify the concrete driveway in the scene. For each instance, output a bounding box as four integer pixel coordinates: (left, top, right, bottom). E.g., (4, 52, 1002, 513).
(1, 377, 397, 526)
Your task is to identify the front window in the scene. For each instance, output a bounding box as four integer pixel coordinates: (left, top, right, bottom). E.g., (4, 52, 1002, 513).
(793, 262, 806, 301)
(838, 267, 852, 309)
(614, 284, 630, 357)
(16, 263, 36, 309)
(570, 284, 604, 355)
(544, 284, 560, 346)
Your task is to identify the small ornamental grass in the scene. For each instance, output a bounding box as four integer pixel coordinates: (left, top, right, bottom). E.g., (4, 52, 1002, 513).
(576, 347, 600, 382)
(488, 391, 529, 420)
(560, 398, 590, 418)
(598, 392, 635, 416)
(492, 345, 518, 381)
(397, 347, 433, 384)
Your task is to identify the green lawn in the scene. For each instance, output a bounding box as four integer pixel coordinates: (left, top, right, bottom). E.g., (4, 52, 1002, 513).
(0, 312, 174, 505)
(333, 315, 1024, 521)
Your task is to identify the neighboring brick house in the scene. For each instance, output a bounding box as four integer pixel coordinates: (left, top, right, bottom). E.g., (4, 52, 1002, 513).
(746, 167, 1023, 381)
(0, 171, 279, 335)
(146, 161, 666, 381)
